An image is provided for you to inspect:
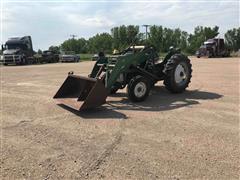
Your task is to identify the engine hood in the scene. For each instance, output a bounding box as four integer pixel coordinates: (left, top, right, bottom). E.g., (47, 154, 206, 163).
(3, 49, 21, 55)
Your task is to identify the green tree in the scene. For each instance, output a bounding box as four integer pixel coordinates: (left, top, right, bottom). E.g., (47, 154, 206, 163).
(225, 27, 240, 52)
(126, 25, 140, 45)
(48, 46, 60, 54)
(88, 33, 113, 53)
(118, 25, 128, 50)
(61, 38, 87, 53)
(111, 25, 140, 51)
(179, 31, 188, 51)
(111, 27, 120, 49)
(163, 28, 174, 51)
(37, 49, 42, 54)
(148, 25, 163, 52)
(77, 38, 88, 53)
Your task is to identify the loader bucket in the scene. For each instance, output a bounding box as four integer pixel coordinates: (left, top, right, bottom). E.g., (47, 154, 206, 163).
(53, 74, 108, 111)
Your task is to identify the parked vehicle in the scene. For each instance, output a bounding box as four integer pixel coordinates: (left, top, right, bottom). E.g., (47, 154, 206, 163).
(92, 54, 99, 61)
(59, 51, 80, 62)
(1, 36, 36, 65)
(41, 50, 59, 63)
(196, 38, 230, 58)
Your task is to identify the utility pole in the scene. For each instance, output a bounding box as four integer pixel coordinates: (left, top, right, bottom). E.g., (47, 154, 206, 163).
(70, 34, 77, 39)
(142, 25, 150, 40)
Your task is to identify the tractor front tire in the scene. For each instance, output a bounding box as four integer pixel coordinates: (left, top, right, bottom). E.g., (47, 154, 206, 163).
(163, 54, 192, 93)
(127, 75, 150, 102)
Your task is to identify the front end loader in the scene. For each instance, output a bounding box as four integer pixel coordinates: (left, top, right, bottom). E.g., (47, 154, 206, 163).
(53, 46, 192, 111)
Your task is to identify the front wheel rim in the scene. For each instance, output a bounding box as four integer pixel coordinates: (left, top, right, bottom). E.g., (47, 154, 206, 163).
(134, 82, 147, 98)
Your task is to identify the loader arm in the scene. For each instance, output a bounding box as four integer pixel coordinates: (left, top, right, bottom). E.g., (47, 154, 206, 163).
(105, 50, 148, 91)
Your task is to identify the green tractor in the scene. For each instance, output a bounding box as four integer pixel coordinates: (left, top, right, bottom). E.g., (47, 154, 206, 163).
(54, 46, 192, 111)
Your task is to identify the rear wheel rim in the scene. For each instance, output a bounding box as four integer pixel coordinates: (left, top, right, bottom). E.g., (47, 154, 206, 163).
(174, 63, 188, 85)
(134, 82, 147, 98)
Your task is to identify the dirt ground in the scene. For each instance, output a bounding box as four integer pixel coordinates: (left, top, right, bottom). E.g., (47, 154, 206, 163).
(0, 57, 239, 179)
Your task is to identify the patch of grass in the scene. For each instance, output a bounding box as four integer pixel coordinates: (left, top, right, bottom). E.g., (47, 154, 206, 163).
(159, 52, 167, 58)
(79, 54, 93, 61)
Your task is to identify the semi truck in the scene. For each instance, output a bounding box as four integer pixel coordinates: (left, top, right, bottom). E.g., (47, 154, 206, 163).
(196, 38, 230, 58)
(1, 36, 35, 65)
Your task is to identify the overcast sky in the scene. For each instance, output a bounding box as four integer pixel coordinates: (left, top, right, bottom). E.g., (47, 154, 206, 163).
(1, 0, 239, 50)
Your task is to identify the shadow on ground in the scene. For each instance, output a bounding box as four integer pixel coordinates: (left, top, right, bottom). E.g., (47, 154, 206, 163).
(58, 104, 128, 119)
(108, 86, 223, 112)
(58, 86, 222, 119)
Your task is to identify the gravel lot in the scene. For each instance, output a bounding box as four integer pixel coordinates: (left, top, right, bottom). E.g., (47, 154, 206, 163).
(1, 57, 239, 179)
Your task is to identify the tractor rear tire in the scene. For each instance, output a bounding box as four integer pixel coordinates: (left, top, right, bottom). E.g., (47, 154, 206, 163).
(127, 75, 150, 102)
(163, 54, 192, 93)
